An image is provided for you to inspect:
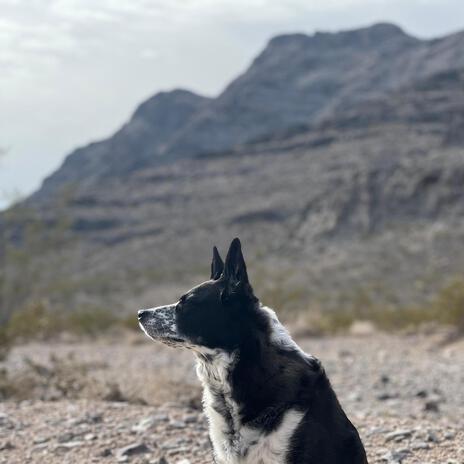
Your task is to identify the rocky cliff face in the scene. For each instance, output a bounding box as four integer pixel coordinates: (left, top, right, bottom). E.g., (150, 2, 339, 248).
(7, 24, 464, 311)
(35, 23, 464, 199)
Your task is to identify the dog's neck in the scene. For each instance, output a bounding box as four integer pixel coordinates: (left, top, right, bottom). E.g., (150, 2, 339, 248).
(194, 307, 316, 430)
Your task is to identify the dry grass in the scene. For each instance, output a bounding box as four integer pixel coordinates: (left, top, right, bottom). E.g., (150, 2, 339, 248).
(291, 277, 464, 335)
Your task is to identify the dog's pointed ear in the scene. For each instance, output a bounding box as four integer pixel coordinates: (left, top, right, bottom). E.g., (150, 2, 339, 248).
(210, 246, 224, 280)
(223, 237, 249, 285)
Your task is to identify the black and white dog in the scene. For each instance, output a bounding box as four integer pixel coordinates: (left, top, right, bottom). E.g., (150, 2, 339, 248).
(138, 238, 368, 464)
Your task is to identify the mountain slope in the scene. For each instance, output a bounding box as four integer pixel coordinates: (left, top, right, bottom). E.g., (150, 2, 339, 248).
(9, 66, 462, 313)
(35, 23, 464, 201)
(37, 90, 210, 199)
(4, 24, 464, 314)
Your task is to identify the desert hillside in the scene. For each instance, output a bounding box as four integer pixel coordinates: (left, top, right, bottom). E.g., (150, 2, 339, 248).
(1, 23, 464, 316)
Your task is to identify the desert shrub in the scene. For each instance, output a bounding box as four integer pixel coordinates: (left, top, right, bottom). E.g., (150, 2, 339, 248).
(3, 302, 62, 341)
(67, 307, 119, 336)
(0, 353, 111, 401)
(0, 302, 138, 345)
(430, 278, 464, 330)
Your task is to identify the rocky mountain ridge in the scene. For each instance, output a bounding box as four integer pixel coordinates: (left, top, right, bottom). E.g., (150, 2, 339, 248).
(4, 23, 464, 312)
(35, 23, 464, 200)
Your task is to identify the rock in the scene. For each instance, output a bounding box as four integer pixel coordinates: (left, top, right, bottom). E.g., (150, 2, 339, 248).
(385, 429, 413, 442)
(377, 392, 399, 401)
(0, 414, 15, 430)
(380, 375, 390, 385)
(411, 441, 430, 450)
(426, 430, 440, 443)
(53, 441, 85, 453)
(32, 436, 49, 444)
(57, 432, 75, 443)
(348, 392, 362, 402)
(415, 389, 428, 398)
(424, 398, 441, 412)
(152, 457, 168, 464)
(116, 442, 150, 459)
(0, 441, 14, 451)
(132, 414, 168, 433)
(182, 414, 198, 424)
(380, 449, 411, 463)
(169, 420, 186, 429)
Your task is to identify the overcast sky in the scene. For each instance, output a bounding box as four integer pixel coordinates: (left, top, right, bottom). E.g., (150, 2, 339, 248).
(1, 0, 463, 209)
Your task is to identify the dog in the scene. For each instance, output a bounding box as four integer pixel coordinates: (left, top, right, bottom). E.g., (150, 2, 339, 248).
(138, 238, 368, 464)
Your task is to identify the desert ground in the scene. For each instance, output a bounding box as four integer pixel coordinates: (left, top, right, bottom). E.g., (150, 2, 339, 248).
(1, 329, 463, 464)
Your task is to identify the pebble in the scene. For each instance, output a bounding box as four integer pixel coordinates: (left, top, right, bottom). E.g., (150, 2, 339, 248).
(385, 429, 413, 442)
(53, 441, 85, 453)
(381, 449, 411, 463)
(116, 442, 150, 458)
(169, 420, 186, 429)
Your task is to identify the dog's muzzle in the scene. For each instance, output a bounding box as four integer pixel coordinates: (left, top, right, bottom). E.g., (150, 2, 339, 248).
(138, 304, 185, 346)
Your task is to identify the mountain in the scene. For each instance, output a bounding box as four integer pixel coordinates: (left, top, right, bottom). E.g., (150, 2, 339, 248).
(36, 90, 211, 198)
(35, 23, 464, 200)
(5, 23, 464, 313)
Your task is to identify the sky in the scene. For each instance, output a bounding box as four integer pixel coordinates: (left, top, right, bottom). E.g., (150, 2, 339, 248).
(1, 0, 463, 209)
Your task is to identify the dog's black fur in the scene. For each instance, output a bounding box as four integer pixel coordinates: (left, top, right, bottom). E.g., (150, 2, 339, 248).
(139, 238, 368, 464)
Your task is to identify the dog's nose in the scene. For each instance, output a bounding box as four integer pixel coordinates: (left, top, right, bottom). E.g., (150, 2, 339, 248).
(138, 310, 148, 322)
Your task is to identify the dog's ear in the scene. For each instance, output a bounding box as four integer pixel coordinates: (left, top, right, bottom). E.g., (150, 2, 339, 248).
(223, 237, 249, 285)
(210, 246, 224, 280)
(221, 238, 256, 305)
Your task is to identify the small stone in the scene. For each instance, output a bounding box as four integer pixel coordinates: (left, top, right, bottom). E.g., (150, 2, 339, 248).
(0, 441, 14, 451)
(116, 442, 150, 458)
(415, 389, 428, 398)
(381, 449, 411, 463)
(151, 458, 168, 464)
(57, 432, 75, 443)
(426, 430, 440, 443)
(183, 414, 198, 424)
(385, 429, 413, 442)
(411, 441, 430, 450)
(98, 448, 112, 457)
(132, 415, 167, 433)
(53, 441, 84, 453)
(424, 399, 440, 412)
(169, 420, 186, 429)
(33, 436, 49, 444)
(377, 392, 399, 401)
(348, 392, 362, 402)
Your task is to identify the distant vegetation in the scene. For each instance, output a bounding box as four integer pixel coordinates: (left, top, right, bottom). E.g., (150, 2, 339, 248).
(1, 201, 463, 356)
(282, 278, 464, 335)
(1, 272, 463, 355)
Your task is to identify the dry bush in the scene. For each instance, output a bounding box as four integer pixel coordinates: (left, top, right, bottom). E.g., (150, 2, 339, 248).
(292, 277, 464, 335)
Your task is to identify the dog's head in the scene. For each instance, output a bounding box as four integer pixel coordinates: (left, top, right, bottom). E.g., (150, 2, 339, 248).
(138, 238, 263, 352)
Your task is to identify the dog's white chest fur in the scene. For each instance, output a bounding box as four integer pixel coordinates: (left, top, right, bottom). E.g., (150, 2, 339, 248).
(196, 350, 303, 464)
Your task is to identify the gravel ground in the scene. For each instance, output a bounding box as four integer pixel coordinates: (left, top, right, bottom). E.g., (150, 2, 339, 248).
(1, 331, 463, 463)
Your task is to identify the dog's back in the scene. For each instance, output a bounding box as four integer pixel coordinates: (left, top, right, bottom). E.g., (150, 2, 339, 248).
(286, 367, 368, 463)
